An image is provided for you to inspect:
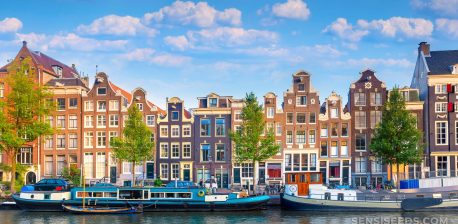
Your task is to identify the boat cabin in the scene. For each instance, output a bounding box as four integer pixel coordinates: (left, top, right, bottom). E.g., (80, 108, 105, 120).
(285, 172, 322, 196)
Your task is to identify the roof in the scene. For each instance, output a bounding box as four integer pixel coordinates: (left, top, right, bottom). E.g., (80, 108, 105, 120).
(184, 109, 192, 119)
(109, 81, 132, 102)
(425, 50, 458, 75)
(45, 78, 88, 88)
(147, 100, 166, 115)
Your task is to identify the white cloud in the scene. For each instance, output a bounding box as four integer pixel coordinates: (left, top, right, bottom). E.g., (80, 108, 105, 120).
(323, 18, 369, 42)
(187, 27, 278, 47)
(411, 0, 458, 17)
(358, 17, 433, 38)
(436, 18, 458, 38)
(0, 17, 22, 33)
(302, 44, 343, 58)
(144, 1, 241, 27)
(16, 33, 128, 52)
(338, 57, 414, 68)
(120, 48, 191, 66)
(235, 46, 289, 57)
(164, 35, 192, 50)
(77, 15, 157, 36)
(272, 0, 311, 21)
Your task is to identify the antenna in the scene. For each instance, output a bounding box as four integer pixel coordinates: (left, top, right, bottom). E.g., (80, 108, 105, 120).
(95, 65, 98, 75)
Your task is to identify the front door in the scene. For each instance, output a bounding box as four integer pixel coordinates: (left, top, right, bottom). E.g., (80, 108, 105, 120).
(297, 174, 309, 196)
(183, 169, 190, 181)
(146, 162, 154, 179)
(26, 172, 36, 185)
(110, 167, 117, 183)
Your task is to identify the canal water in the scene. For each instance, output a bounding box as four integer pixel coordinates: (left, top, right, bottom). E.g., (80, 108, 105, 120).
(0, 208, 456, 224)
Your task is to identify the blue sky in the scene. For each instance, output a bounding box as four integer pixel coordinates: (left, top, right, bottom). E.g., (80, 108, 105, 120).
(1, 0, 458, 108)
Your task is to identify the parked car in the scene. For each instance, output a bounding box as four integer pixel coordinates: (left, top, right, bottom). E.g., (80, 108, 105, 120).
(33, 178, 72, 191)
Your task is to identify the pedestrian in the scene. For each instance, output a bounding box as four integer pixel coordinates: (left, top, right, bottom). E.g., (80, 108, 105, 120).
(199, 179, 203, 187)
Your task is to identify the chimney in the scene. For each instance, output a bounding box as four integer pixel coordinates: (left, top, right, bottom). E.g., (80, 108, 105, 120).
(22, 41, 27, 47)
(81, 76, 89, 88)
(419, 42, 430, 57)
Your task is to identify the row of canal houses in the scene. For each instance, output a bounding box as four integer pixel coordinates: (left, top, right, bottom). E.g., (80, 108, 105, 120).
(1, 41, 450, 190)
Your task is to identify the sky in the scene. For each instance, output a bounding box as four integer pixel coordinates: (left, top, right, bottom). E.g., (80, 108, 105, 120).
(1, 0, 458, 109)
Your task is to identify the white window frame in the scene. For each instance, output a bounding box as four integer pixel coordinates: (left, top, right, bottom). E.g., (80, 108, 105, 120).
(436, 121, 448, 145)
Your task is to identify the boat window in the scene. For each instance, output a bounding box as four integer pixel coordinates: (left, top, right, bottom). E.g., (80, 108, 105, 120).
(93, 192, 103, 197)
(44, 194, 50, 200)
(166, 193, 175, 198)
(151, 193, 165, 198)
(104, 192, 117, 198)
(143, 190, 149, 199)
(310, 173, 320, 183)
(76, 192, 91, 198)
(300, 174, 307, 183)
(177, 193, 191, 198)
(118, 189, 144, 200)
(289, 174, 296, 183)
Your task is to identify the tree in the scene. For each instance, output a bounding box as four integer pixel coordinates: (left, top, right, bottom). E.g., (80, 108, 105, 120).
(0, 57, 54, 192)
(370, 87, 422, 190)
(62, 166, 81, 186)
(230, 92, 280, 194)
(111, 104, 153, 187)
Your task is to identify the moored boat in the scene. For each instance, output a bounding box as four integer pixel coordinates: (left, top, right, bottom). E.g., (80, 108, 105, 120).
(62, 204, 142, 214)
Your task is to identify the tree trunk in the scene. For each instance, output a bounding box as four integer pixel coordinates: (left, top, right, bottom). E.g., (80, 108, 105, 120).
(396, 163, 400, 194)
(252, 159, 257, 195)
(9, 151, 16, 193)
(132, 161, 136, 187)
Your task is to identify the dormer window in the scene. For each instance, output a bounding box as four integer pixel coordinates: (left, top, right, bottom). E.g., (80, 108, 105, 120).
(136, 103, 143, 111)
(451, 64, 458, 75)
(52, 65, 63, 77)
(298, 83, 305, 92)
(209, 98, 218, 108)
(97, 87, 107, 95)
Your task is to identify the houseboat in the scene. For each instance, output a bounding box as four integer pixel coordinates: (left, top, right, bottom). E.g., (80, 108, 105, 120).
(280, 172, 458, 212)
(13, 183, 270, 212)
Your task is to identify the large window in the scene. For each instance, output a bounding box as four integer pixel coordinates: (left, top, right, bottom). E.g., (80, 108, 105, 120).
(171, 143, 180, 158)
(296, 96, 307, 106)
(45, 155, 53, 176)
(286, 113, 293, 124)
(45, 135, 53, 149)
(69, 115, 77, 128)
(69, 98, 78, 108)
(109, 100, 119, 111)
(370, 92, 382, 106)
(216, 118, 225, 136)
(320, 124, 328, 137)
(85, 115, 93, 127)
(355, 111, 366, 129)
(96, 152, 106, 178)
(372, 158, 383, 173)
(370, 111, 382, 129)
(57, 134, 66, 148)
(84, 132, 93, 148)
(242, 163, 253, 178)
(69, 133, 77, 149)
(330, 141, 338, 156)
(296, 131, 306, 144)
(201, 144, 210, 161)
(320, 141, 328, 157)
(97, 132, 106, 147)
(57, 155, 66, 175)
(355, 93, 366, 106)
(57, 115, 65, 128)
(171, 164, 179, 179)
(355, 133, 366, 151)
(160, 143, 169, 158)
(57, 98, 66, 110)
(17, 147, 32, 165)
(296, 113, 306, 124)
(330, 108, 338, 118)
(436, 121, 448, 145)
(160, 164, 169, 180)
(97, 115, 106, 127)
(216, 144, 225, 161)
(97, 101, 106, 111)
(435, 102, 447, 113)
(355, 157, 367, 173)
(267, 107, 275, 118)
(183, 143, 191, 158)
(341, 141, 348, 156)
(437, 156, 448, 177)
(84, 101, 94, 111)
(84, 153, 93, 178)
(200, 119, 211, 136)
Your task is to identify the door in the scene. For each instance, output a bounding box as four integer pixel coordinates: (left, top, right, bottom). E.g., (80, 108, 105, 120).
(233, 168, 241, 184)
(297, 174, 309, 196)
(146, 162, 155, 179)
(110, 167, 117, 183)
(26, 172, 36, 185)
(183, 169, 190, 181)
(258, 167, 266, 185)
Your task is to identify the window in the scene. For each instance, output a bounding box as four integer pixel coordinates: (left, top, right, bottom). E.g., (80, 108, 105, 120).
(109, 131, 118, 147)
(330, 108, 338, 118)
(286, 131, 293, 144)
(209, 98, 218, 107)
(183, 143, 191, 158)
(341, 123, 348, 136)
(150, 133, 154, 143)
(109, 114, 119, 127)
(331, 123, 338, 137)
(47, 116, 54, 128)
(372, 158, 383, 173)
(235, 111, 242, 121)
(267, 107, 274, 118)
(17, 148, 32, 164)
(85, 115, 93, 127)
(97, 115, 106, 127)
(276, 123, 282, 136)
(436, 121, 448, 145)
(355, 111, 366, 129)
(96, 152, 106, 178)
(320, 124, 328, 137)
(331, 141, 338, 157)
(355, 134, 366, 151)
(301, 154, 308, 171)
(242, 163, 253, 178)
(456, 121, 458, 145)
(84, 153, 93, 178)
(97, 87, 107, 95)
(435, 102, 447, 113)
(309, 130, 316, 144)
(296, 113, 306, 124)
(122, 162, 132, 174)
(171, 164, 179, 179)
(45, 135, 53, 149)
(341, 141, 348, 156)
(160, 143, 169, 158)
(355, 93, 366, 106)
(370, 111, 382, 129)
(45, 155, 53, 176)
(370, 92, 382, 106)
(84, 132, 93, 148)
(146, 115, 155, 126)
(435, 84, 447, 94)
(97, 101, 106, 111)
(171, 126, 180, 137)
(160, 126, 168, 137)
(286, 113, 293, 124)
(84, 101, 94, 111)
(0, 83, 4, 98)
(296, 96, 307, 106)
(183, 125, 191, 137)
(201, 144, 210, 162)
(109, 100, 119, 111)
(309, 112, 316, 123)
(293, 154, 300, 171)
(200, 119, 210, 136)
(57, 115, 65, 128)
(57, 134, 66, 148)
(216, 118, 225, 136)
(69, 155, 77, 168)
(160, 164, 169, 180)
(57, 98, 65, 110)
(69, 115, 77, 128)
(69, 98, 78, 108)
(69, 133, 77, 149)
(298, 83, 305, 91)
(136, 103, 143, 111)
(216, 144, 225, 161)
(57, 155, 65, 175)
(285, 154, 292, 171)
(355, 157, 367, 173)
(97, 132, 106, 147)
(437, 156, 448, 177)
(296, 131, 306, 144)
(320, 141, 328, 157)
(310, 154, 317, 171)
(171, 143, 180, 158)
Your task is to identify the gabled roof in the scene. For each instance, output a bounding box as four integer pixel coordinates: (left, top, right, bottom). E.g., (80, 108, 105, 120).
(147, 100, 166, 115)
(45, 78, 88, 88)
(109, 81, 132, 102)
(425, 50, 458, 75)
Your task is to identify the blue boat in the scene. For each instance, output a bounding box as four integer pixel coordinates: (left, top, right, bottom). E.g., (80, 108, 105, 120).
(12, 183, 269, 212)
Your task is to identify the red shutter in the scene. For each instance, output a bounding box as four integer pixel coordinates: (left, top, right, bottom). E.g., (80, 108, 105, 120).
(447, 84, 453, 93)
(448, 102, 454, 112)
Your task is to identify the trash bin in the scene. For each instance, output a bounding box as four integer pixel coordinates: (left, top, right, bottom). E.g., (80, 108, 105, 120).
(324, 192, 331, 200)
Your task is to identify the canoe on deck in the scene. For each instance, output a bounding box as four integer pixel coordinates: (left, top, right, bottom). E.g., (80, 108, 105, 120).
(62, 204, 142, 214)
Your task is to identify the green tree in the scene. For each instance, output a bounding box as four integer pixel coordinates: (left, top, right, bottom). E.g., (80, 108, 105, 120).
(0, 57, 54, 192)
(370, 87, 422, 190)
(111, 104, 153, 187)
(230, 92, 280, 193)
(62, 166, 81, 186)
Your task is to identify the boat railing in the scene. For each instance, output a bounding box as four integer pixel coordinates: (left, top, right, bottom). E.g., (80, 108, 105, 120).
(308, 193, 407, 202)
